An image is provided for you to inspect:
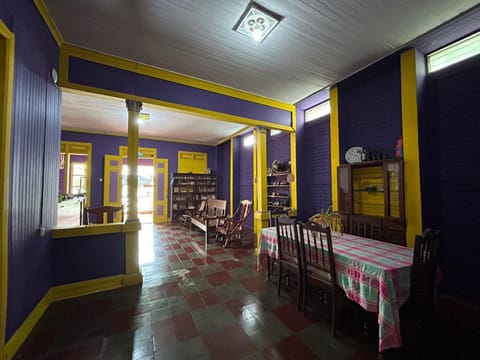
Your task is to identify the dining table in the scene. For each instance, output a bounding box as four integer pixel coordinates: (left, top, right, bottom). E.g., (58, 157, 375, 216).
(258, 226, 413, 353)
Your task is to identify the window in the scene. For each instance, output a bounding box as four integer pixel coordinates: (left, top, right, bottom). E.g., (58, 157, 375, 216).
(243, 134, 254, 147)
(427, 31, 480, 73)
(70, 162, 86, 194)
(270, 129, 281, 136)
(305, 101, 330, 122)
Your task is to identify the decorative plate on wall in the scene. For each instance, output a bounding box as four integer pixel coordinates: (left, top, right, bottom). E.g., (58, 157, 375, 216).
(345, 146, 364, 164)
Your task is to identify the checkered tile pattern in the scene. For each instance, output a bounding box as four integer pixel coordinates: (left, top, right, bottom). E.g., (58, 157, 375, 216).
(11, 224, 478, 359)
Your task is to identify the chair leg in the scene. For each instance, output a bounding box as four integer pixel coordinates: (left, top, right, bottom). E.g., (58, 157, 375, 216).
(302, 277, 307, 313)
(296, 271, 302, 310)
(277, 262, 283, 296)
(331, 292, 336, 337)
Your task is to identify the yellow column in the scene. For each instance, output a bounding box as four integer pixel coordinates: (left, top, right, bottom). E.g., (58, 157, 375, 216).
(329, 87, 340, 211)
(289, 111, 297, 216)
(253, 127, 269, 250)
(123, 99, 142, 285)
(400, 49, 423, 248)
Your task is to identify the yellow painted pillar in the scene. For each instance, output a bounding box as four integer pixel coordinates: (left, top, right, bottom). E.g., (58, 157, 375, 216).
(123, 99, 142, 285)
(400, 49, 423, 248)
(253, 127, 269, 250)
(329, 87, 340, 211)
(289, 111, 298, 216)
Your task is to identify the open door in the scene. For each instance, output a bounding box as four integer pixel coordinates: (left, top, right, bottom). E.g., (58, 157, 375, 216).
(153, 158, 168, 223)
(104, 155, 123, 222)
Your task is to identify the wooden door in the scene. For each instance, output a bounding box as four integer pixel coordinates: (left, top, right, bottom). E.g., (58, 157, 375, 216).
(104, 155, 123, 222)
(153, 158, 168, 223)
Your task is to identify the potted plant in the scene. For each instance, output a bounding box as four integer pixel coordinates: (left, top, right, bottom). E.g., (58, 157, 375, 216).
(309, 206, 344, 233)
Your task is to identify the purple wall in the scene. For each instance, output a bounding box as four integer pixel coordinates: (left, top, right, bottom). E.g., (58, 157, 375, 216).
(337, 53, 402, 162)
(61, 131, 216, 209)
(234, 132, 254, 228)
(68, 57, 292, 127)
(296, 89, 331, 220)
(53, 233, 125, 285)
(1, 0, 61, 340)
(215, 140, 230, 204)
(267, 131, 290, 167)
(421, 54, 480, 305)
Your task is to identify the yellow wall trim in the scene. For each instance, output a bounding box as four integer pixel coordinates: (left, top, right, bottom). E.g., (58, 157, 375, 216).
(52, 221, 141, 239)
(59, 81, 290, 132)
(329, 87, 340, 211)
(290, 111, 298, 213)
(60, 43, 294, 112)
(33, 0, 64, 47)
(0, 19, 14, 351)
(400, 49, 423, 248)
(3, 275, 128, 360)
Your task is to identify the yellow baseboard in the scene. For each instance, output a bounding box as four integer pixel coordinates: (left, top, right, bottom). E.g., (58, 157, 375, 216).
(3, 274, 132, 360)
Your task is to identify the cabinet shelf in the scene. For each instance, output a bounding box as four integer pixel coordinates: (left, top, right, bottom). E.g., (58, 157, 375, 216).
(267, 171, 291, 216)
(338, 159, 405, 246)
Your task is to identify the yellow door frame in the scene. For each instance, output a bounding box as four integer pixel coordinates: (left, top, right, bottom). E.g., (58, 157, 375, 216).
(0, 19, 14, 353)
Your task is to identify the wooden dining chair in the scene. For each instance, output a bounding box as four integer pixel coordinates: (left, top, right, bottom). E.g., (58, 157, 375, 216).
(298, 221, 339, 337)
(275, 215, 302, 309)
(350, 215, 382, 240)
(83, 205, 124, 224)
(409, 228, 441, 318)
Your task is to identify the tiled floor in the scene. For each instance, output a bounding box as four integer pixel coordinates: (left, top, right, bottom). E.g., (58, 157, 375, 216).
(12, 224, 480, 359)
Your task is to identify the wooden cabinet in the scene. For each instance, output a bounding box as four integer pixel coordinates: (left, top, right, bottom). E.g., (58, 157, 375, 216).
(170, 173, 217, 222)
(338, 159, 405, 245)
(267, 172, 291, 216)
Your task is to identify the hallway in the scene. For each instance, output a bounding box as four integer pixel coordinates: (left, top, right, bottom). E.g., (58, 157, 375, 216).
(11, 224, 478, 359)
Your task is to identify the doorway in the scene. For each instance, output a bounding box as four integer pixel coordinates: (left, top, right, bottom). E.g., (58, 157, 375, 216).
(122, 159, 154, 224)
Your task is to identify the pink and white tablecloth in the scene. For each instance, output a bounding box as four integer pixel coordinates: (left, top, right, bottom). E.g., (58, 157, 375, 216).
(258, 227, 413, 352)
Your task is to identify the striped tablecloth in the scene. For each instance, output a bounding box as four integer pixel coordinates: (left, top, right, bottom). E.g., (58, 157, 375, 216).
(258, 226, 413, 352)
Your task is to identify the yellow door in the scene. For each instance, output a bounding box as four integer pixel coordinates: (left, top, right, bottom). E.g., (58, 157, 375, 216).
(153, 158, 169, 223)
(104, 155, 123, 221)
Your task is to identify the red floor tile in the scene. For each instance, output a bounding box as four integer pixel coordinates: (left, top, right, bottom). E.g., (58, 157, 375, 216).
(203, 324, 256, 360)
(192, 256, 216, 265)
(186, 266, 203, 278)
(263, 335, 319, 360)
(178, 253, 190, 260)
(208, 248, 226, 255)
(199, 288, 220, 305)
(185, 292, 206, 310)
(220, 260, 245, 270)
(183, 246, 195, 253)
(272, 303, 316, 332)
(205, 271, 234, 286)
(241, 276, 267, 292)
(168, 254, 180, 263)
(152, 312, 198, 344)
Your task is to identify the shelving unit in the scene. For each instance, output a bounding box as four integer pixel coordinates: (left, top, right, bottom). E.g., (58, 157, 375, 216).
(170, 173, 217, 222)
(267, 172, 291, 216)
(338, 159, 405, 245)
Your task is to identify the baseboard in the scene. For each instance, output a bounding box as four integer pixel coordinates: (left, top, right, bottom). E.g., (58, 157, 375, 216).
(121, 272, 143, 286)
(3, 289, 54, 360)
(3, 274, 130, 360)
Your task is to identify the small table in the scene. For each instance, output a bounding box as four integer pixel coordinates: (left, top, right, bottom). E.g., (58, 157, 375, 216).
(259, 227, 413, 353)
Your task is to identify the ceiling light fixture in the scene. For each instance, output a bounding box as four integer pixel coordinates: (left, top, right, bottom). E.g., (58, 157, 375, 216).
(233, 2, 283, 42)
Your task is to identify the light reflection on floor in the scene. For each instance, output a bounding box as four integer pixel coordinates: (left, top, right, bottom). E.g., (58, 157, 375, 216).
(139, 223, 155, 264)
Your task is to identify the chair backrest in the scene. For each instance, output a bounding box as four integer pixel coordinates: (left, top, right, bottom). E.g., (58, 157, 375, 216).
(83, 205, 124, 224)
(349, 215, 382, 240)
(298, 221, 337, 286)
(204, 198, 227, 226)
(233, 200, 253, 229)
(410, 228, 440, 312)
(275, 215, 300, 263)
